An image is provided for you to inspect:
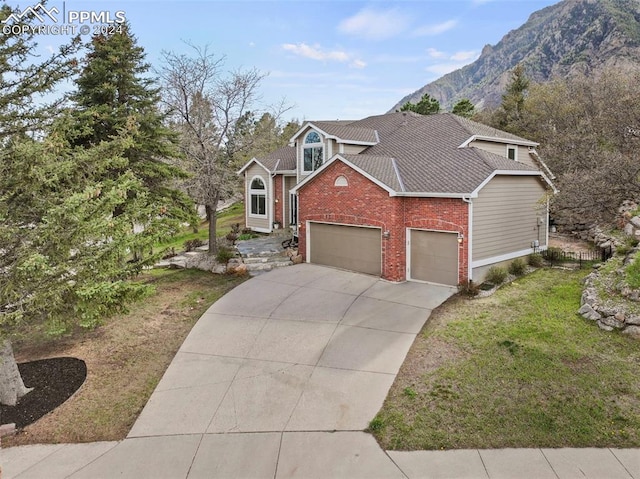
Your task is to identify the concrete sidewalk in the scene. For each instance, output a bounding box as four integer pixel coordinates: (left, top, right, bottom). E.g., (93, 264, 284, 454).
(2, 265, 639, 478)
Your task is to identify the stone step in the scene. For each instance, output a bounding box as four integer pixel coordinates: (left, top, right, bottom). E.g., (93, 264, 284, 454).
(243, 255, 291, 265)
(244, 260, 292, 272)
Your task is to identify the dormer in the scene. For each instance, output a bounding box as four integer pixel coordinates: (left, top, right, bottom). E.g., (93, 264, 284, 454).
(458, 134, 539, 168)
(290, 121, 379, 182)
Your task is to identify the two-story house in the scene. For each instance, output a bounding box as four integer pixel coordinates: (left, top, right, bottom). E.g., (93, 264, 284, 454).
(238, 111, 555, 286)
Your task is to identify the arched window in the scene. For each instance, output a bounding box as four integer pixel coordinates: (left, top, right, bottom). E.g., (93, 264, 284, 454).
(303, 130, 323, 173)
(334, 175, 349, 187)
(249, 176, 266, 217)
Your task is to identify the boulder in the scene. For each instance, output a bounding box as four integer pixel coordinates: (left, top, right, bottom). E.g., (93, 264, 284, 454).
(599, 316, 625, 329)
(625, 315, 640, 326)
(578, 303, 601, 321)
(622, 325, 640, 338)
(291, 254, 303, 264)
(597, 320, 614, 331)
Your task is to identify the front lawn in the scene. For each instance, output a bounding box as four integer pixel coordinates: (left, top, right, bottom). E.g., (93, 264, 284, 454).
(157, 202, 245, 253)
(371, 268, 640, 450)
(6, 269, 247, 446)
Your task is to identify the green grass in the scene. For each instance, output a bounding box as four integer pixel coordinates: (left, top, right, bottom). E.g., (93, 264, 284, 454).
(157, 202, 245, 253)
(626, 251, 640, 289)
(371, 268, 640, 450)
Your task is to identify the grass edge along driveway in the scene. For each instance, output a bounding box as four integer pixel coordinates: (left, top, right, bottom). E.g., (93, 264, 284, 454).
(371, 268, 640, 450)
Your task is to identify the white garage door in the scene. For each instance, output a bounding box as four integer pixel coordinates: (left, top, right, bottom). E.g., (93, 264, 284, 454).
(309, 223, 381, 276)
(409, 229, 458, 286)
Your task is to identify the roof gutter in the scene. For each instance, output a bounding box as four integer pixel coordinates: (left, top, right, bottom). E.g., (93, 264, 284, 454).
(458, 134, 539, 149)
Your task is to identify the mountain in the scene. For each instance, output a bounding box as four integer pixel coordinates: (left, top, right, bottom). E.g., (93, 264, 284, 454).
(391, 0, 640, 112)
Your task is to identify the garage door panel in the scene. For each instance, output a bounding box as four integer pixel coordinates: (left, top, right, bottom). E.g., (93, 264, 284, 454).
(410, 230, 458, 286)
(310, 223, 381, 276)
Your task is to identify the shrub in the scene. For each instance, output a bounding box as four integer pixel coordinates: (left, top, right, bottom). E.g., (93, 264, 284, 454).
(459, 280, 480, 297)
(486, 266, 508, 285)
(184, 239, 204, 252)
(216, 244, 235, 264)
(226, 232, 238, 244)
(509, 258, 527, 276)
(528, 253, 544, 267)
(237, 233, 257, 241)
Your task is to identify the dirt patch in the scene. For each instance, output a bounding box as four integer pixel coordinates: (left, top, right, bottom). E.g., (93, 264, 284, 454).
(549, 233, 595, 253)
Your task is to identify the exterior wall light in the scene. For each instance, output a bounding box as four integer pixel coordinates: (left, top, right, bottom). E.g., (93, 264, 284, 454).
(457, 233, 464, 244)
(382, 231, 391, 239)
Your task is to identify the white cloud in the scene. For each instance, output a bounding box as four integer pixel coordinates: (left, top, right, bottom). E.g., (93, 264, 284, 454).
(282, 43, 348, 62)
(450, 50, 479, 61)
(426, 48, 446, 59)
(338, 7, 410, 40)
(423, 50, 479, 76)
(413, 19, 458, 36)
(248, 41, 255, 48)
(281, 43, 365, 69)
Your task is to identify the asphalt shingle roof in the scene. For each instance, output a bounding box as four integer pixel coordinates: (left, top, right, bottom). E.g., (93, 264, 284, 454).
(255, 146, 296, 172)
(255, 112, 544, 195)
(311, 121, 378, 144)
(345, 112, 539, 194)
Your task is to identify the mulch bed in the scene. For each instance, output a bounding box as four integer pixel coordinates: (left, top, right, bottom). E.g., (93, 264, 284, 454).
(1, 357, 87, 429)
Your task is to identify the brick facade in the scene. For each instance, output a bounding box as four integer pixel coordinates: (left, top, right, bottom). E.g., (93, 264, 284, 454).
(298, 160, 470, 284)
(273, 174, 283, 226)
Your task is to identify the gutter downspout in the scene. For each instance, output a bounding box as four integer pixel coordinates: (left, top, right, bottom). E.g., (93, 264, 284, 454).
(462, 195, 473, 281)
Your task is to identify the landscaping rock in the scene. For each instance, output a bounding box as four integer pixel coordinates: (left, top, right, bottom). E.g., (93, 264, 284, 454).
(292, 254, 303, 264)
(185, 252, 217, 271)
(600, 316, 625, 329)
(578, 303, 601, 321)
(597, 321, 614, 332)
(622, 325, 640, 338)
(626, 315, 640, 325)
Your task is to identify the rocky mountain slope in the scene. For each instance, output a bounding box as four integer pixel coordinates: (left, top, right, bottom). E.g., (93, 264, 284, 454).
(391, 0, 640, 111)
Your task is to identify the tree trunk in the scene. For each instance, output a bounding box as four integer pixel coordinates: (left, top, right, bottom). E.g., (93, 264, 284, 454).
(207, 192, 220, 254)
(207, 205, 217, 254)
(0, 340, 33, 407)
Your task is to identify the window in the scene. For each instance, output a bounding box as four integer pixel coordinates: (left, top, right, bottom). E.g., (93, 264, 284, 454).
(334, 175, 348, 187)
(303, 130, 324, 172)
(249, 177, 266, 216)
(507, 145, 518, 161)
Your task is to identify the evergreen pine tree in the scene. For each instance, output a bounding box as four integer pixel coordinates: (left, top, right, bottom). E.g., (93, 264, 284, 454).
(70, 24, 194, 221)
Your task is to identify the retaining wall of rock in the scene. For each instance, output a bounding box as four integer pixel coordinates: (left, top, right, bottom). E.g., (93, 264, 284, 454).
(577, 203, 640, 339)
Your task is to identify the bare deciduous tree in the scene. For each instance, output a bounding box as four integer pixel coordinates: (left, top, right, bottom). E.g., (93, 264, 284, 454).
(159, 45, 279, 252)
(520, 71, 640, 226)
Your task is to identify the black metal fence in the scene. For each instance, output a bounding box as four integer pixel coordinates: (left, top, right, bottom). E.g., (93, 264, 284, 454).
(542, 245, 613, 268)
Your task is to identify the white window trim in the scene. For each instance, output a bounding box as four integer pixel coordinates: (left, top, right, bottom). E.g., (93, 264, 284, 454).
(507, 144, 518, 162)
(249, 175, 267, 218)
(302, 130, 324, 174)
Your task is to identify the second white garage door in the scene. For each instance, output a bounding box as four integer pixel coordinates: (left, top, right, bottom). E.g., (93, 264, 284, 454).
(408, 229, 459, 286)
(308, 222, 381, 276)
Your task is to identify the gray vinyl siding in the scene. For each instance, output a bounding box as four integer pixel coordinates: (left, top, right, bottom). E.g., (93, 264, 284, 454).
(472, 175, 547, 261)
(470, 140, 536, 168)
(341, 144, 368, 155)
(245, 163, 270, 231)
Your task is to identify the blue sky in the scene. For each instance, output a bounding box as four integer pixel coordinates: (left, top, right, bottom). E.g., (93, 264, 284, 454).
(15, 0, 559, 122)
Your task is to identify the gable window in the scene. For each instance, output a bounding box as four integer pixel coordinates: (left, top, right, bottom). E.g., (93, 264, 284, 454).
(303, 130, 324, 172)
(249, 176, 267, 217)
(507, 145, 518, 161)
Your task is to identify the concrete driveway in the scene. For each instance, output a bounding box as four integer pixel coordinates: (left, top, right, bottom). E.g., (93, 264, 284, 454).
(5, 265, 638, 479)
(55, 264, 454, 478)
